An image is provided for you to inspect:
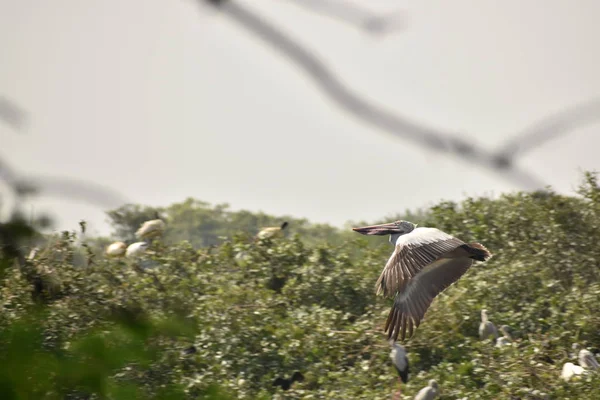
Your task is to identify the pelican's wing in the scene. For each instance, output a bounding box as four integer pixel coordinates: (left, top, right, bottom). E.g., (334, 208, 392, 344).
(375, 228, 465, 297)
(384, 256, 474, 341)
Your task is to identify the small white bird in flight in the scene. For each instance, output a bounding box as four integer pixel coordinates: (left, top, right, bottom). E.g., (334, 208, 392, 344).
(352, 220, 492, 341)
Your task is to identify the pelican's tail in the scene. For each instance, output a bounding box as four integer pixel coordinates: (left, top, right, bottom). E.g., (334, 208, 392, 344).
(464, 242, 493, 261)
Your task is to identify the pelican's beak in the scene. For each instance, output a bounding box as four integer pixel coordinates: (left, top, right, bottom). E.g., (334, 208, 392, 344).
(352, 222, 403, 236)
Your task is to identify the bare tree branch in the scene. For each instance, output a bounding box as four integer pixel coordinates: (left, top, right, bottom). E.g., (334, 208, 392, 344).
(201, 0, 547, 189)
(496, 98, 600, 158)
(283, 0, 404, 35)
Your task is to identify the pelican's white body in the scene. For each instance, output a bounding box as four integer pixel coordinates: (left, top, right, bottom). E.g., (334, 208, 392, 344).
(414, 380, 439, 400)
(579, 349, 600, 370)
(561, 362, 585, 381)
(126, 242, 149, 258)
(136, 219, 165, 240)
(105, 241, 127, 257)
(390, 227, 452, 247)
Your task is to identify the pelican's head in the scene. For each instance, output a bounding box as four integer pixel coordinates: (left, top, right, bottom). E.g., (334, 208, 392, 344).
(352, 220, 416, 237)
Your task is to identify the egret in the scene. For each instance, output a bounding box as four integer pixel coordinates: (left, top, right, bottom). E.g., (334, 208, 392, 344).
(272, 371, 304, 391)
(389, 341, 409, 399)
(561, 362, 585, 381)
(105, 241, 127, 257)
(579, 349, 599, 370)
(495, 325, 512, 347)
(479, 309, 499, 341)
(136, 215, 166, 240)
(257, 221, 288, 240)
(352, 220, 492, 341)
(126, 242, 149, 258)
(414, 379, 439, 400)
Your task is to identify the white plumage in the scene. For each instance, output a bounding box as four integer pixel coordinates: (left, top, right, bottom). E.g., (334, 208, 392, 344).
(389, 341, 409, 399)
(561, 362, 586, 381)
(105, 241, 127, 257)
(136, 219, 165, 240)
(414, 379, 439, 400)
(257, 221, 288, 240)
(126, 242, 149, 258)
(495, 325, 512, 347)
(578, 349, 600, 370)
(479, 309, 498, 341)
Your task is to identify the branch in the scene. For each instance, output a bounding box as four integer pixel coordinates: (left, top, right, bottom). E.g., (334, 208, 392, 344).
(201, 0, 547, 189)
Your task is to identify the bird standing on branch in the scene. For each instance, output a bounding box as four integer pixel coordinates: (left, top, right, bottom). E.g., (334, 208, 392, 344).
(352, 220, 492, 341)
(135, 214, 166, 241)
(257, 221, 288, 240)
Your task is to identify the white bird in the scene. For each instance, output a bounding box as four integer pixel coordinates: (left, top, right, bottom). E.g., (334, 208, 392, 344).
(105, 241, 127, 257)
(352, 220, 492, 341)
(495, 325, 512, 347)
(479, 309, 499, 341)
(135, 217, 166, 240)
(578, 349, 600, 370)
(414, 379, 439, 400)
(390, 341, 409, 399)
(561, 362, 586, 381)
(257, 221, 288, 240)
(126, 242, 149, 258)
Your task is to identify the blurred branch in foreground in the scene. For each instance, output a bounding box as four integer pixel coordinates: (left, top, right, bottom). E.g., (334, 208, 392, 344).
(0, 96, 28, 132)
(200, 0, 547, 189)
(284, 0, 404, 35)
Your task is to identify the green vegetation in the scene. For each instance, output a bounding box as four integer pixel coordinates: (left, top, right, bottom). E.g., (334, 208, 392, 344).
(1, 172, 600, 399)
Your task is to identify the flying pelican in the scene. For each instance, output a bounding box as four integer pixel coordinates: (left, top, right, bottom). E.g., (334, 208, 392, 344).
(105, 241, 127, 257)
(389, 341, 409, 399)
(414, 379, 439, 400)
(352, 220, 492, 341)
(136, 214, 166, 240)
(561, 362, 585, 381)
(126, 242, 149, 258)
(479, 309, 499, 341)
(495, 325, 512, 347)
(578, 349, 600, 370)
(257, 221, 288, 240)
(272, 371, 304, 391)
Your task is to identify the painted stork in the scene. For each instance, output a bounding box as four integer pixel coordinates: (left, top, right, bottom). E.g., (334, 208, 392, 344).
(126, 242, 149, 258)
(352, 220, 492, 341)
(495, 325, 512, 347)
(579, 349, 599, 370)
(136, 215, 166, 240)
(257, 221, 288, 240)
(105, 241, 127, 257)
(389, 341, 409, 399)
(479, 309, 499, 341)
(414, 379, 439, 400)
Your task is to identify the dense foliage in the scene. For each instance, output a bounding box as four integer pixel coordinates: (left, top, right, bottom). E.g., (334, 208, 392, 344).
(1, 173, 600, 399)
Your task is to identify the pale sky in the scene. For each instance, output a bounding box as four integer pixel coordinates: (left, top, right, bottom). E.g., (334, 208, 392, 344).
(1, 0, 600, 237)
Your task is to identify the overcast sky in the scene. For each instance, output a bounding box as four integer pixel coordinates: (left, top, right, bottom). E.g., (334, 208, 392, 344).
(1, 0, 600, 237)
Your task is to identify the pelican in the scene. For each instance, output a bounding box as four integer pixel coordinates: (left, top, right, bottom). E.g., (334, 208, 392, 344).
(479, 309, 498, 341)
(495, 325, 512, 347)
(126, 242, 149, 258)
(414, 379, 439, 400)
(105, 241, 127, 257)
(352, 220, 492, 341)
(135, 215, 166, 240)
(257, 221, 288, 240)
(579, 349, 599, 370)
(561, 362, 585, 381)
(389, 341, 409, 399)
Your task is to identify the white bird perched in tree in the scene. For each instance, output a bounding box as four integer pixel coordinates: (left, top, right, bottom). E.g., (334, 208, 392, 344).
(414, 379, 439, 400)
(578, 349, 600, 370)
(126, 242, 149, 258)
(135, 215, 166, 240)
(561, 362, 586, 381)
(257, 221, 288, 240)
(389, 341, 409, 399)
(495, 325, 512, 347)
(105, 241, 127, 257)
(479, 309, 499, 341)
(352, 220, 492, 341)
